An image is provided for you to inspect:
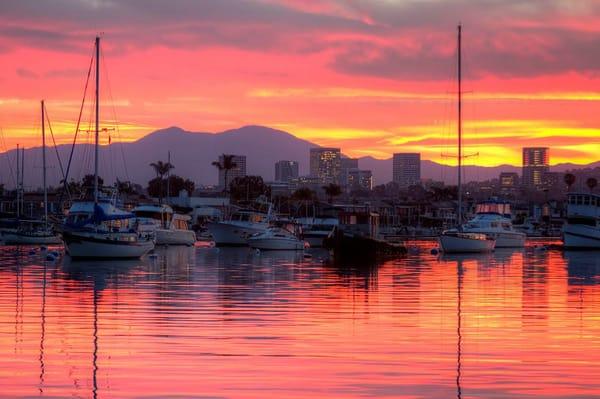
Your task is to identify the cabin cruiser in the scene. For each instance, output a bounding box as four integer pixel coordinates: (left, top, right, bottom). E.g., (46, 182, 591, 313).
(563, 192, 600, 249)
(460, 200, 526, 248)
(61, 199, 154, 259)
(207, 207, 271, 246)
(133, 204, 196, 246)
(248, 224, 306, 250)
(296, 217, 338, 247)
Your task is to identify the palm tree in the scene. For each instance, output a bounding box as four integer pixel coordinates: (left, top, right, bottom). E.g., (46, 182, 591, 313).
(212, 154, 237, 194)
(586, 177, 598, 193)
(149, 160, 174, 203)
(322, 183, 342, 204)
(564, 173, 576, 192)
(292, 188, 316, 218)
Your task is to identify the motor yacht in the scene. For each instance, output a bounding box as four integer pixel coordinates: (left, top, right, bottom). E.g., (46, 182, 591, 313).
(563, 192, 600, 249)
(460, 200, 525, 248)
(133, 204, 196, 246)
(207, 207, 271, 246)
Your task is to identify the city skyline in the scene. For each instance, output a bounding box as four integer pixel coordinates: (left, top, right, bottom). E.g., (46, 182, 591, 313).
(0, 1, 598, 167)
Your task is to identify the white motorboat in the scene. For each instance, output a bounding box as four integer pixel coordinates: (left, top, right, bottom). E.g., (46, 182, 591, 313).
(563, 192, 600, 249)
(62, 200, 154, 259)
(207, 208, 271, 246)
(436, 25, 496, 254)
(248, 227, 306, 250)
(461, 200, 526, 248)
(133, 204, 196, 246)
(296, 217, 338, 247)
(439, 231, 496, 253)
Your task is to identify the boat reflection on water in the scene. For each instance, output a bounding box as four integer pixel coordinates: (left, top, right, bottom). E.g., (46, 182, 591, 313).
(563, 250, 600, 286)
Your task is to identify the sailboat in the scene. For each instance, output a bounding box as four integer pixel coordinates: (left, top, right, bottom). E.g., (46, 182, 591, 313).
(3, 101, 61, 245)
(61, 36, 154, 259)
(438, 25, 496, 253)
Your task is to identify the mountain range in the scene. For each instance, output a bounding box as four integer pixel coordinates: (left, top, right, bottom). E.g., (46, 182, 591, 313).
(1, 125, 598, 189)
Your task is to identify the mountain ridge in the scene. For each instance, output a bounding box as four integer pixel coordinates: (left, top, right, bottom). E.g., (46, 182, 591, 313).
(0, 125, 597, 189)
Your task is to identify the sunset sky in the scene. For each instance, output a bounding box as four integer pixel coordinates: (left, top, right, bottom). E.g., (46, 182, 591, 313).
(0, 0, 599, 166)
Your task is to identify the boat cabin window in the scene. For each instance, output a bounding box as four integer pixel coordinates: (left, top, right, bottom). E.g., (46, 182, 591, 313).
(584, 196, 590, 206)
(135, 211, 170, 221)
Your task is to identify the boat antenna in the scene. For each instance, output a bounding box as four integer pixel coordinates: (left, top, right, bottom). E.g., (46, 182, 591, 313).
(94, 36, 100, 204)
(42, 100, 48, 230)
(457, 23, 463, 226)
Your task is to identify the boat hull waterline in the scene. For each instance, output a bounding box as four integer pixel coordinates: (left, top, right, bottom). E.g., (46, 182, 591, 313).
(439, 233, 496, 253)
(62, 231, 154, 259)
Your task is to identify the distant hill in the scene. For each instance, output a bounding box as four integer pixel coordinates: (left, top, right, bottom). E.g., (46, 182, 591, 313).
(0, 125, 597, 189)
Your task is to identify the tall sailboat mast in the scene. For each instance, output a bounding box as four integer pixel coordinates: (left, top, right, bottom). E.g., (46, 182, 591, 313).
(94, 36, 100, 204)
(42, 101, 48, 229)
(16, 144, 20, 218)
(457, 24, 463, 226)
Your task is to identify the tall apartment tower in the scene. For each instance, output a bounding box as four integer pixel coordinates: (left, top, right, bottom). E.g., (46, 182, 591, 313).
(309, 147, 341, 185)
(522, 147, 549, 190)
(274, 160, 299, 182)
(218, 154, 246, 188)
(393, 153, 421, 187)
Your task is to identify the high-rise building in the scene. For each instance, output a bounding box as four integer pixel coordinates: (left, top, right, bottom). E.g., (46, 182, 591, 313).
(393, 153, 421, 187)
(217, 154, 246, 188)
(499, 172, 519, 195)
(522, 147, 549, 190)
(310, 147, 341, 185)
(347, 169, 373, 191)
(275, 160, 299, 182)
(340, 157, 359, 186)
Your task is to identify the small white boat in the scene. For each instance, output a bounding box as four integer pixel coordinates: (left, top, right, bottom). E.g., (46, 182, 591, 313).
(248, 227, 306, 250)
(439, 231, 496, 253)
(296, 217, 338, 247)
(62, 201, 154, 259)
(207, 208, 271, 246)
(563, 192, 600, 249)
(133, 204, 196, 246)
(461, 200, 525, 248)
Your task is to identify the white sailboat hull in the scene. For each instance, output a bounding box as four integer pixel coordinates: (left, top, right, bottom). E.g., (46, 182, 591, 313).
(439, 233, 496, 253)
(62, 231, 154, 259)
(154, 229, 196, 246)
(463, 229, 525, 248)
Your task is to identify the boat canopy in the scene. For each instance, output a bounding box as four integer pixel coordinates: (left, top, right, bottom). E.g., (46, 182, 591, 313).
(475, 200, 511, 218)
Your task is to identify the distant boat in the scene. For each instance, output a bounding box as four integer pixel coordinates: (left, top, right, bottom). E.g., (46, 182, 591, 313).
(248, 224, 306, 250)
(296, 216, 338, 247)
(324, 207, 407, 260)
(133, 204, 196, 246)
(458, 200, 525, 248)
(563, 192, 600, 249)
(207, 206, 272, 246)
(4, 101, 61, 245)
(61, 36, 154, 259)
(438, 24, 496, 254)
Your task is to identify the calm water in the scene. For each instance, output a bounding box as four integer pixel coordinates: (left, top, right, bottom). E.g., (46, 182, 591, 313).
(1, 241, 600, 398)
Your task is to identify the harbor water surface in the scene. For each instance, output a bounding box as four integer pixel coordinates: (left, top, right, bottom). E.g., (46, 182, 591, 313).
(1, 241, 600, 398)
